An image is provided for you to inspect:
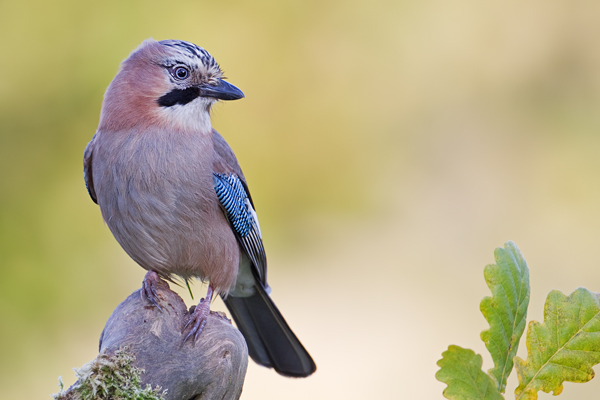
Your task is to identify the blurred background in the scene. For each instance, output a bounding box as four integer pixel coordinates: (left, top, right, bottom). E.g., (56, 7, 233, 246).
(1, 0, 600, 398)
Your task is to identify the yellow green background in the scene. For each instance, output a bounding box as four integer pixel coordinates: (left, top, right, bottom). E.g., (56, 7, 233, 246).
(2, 0, 600, 398)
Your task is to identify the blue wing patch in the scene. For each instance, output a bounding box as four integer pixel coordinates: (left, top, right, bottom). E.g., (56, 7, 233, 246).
(213, 173, 263, 238)
(213, 172, 267, 284)
(213, 173, 254, 237)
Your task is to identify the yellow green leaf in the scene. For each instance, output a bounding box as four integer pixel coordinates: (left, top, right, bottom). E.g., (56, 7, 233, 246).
(480, 241, 530, 393)
(514, 288, 600, 400)
(436, 345, 504, 400)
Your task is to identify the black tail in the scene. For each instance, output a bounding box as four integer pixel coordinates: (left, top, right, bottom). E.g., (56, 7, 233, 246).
(222, 283, 316, 377)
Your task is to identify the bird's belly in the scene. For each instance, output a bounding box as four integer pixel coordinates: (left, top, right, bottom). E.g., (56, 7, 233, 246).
(94, 135, 240, 293)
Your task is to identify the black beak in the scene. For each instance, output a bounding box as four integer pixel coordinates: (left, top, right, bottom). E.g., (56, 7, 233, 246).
(199, 79, 244, 101)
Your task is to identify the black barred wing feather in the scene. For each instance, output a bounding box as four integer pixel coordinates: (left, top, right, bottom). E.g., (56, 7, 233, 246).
(213, 173, 267, 285)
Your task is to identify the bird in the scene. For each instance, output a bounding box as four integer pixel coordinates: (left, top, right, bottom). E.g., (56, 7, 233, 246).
(83, 38, 316, 377)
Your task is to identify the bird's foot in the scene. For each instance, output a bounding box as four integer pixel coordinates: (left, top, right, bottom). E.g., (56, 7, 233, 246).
(141, 270, 165, 311)
(184, 286, 214, 342)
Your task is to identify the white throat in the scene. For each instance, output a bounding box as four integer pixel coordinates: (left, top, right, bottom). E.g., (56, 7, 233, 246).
(161, 97, 214, 133)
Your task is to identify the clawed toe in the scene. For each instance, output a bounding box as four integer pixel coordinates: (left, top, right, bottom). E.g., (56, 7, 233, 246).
(184, 297, 210, 342)
(183, 285, 214, 343)
(141, 270, 164, 311)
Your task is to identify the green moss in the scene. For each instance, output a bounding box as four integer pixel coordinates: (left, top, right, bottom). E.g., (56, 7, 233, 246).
(53, 347, 166, 400)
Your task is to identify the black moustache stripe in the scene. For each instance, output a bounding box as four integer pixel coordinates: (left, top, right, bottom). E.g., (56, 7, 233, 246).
(157, 87, 200, 107)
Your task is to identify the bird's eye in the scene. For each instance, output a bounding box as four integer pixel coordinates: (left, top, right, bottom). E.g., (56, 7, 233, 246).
(170, 66, 189, 80)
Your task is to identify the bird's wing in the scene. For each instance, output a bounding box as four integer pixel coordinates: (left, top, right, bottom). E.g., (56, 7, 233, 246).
(213, 173, 267, 284)
(83, 134, 98, 204)
(212, 130, 267, 286)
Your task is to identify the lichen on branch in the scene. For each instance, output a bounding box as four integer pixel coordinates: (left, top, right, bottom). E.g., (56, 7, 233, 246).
(53, 347, 166, 400)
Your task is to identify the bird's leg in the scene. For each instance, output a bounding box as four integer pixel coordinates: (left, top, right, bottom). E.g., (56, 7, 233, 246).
(184, 285, 214, 342)
(141, 270, 164, 311)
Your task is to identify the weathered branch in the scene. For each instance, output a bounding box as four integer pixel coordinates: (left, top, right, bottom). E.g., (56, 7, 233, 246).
(56, 279, 248, 400)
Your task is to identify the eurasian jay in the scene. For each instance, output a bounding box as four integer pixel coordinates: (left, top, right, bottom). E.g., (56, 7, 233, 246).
(83, 38, 316, 377)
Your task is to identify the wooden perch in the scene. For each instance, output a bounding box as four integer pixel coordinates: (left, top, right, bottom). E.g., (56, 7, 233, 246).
(56, 279, 248, 400)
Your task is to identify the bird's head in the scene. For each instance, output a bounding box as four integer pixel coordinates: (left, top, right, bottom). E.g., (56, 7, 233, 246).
(98, 38, 244, 132)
